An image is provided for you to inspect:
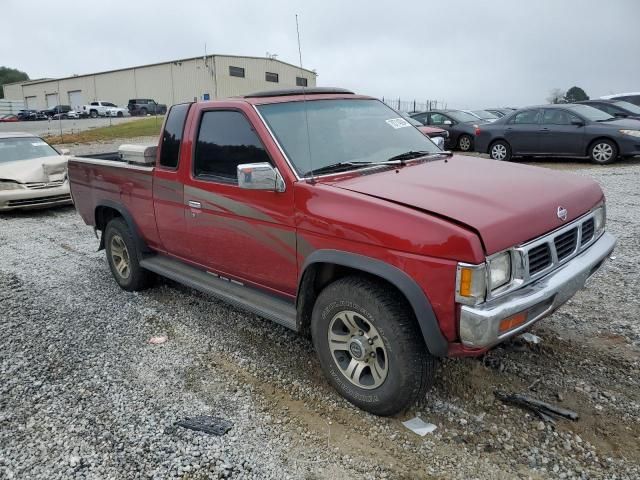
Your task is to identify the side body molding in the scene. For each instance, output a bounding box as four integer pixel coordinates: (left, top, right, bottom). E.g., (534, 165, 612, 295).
(300, 250, 449, 357)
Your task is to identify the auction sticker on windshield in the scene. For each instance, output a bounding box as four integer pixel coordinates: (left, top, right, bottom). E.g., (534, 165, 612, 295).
(385, 118, 412, 129)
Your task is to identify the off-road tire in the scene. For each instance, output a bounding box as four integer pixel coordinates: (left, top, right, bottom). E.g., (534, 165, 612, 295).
(589, 139, 618, 165)
(489, 140, 512, 161)
(104, 218, 152, 291)
(140, 108, 148, 116)
(311, 275, 436, 416)
(458, 134, 473, 151)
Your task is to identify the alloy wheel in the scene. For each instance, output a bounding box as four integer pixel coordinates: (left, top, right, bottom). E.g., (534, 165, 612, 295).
(491, 143, 507, 160)
(327, 310, 389, 389)
(459, 136, 471, 151)
(110, 235, 131, 279)
(592, 143, 613, 163)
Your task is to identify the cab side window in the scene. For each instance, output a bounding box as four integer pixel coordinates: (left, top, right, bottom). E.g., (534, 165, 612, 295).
(194, 110, 270, 182)
(511, 109, 541, 124)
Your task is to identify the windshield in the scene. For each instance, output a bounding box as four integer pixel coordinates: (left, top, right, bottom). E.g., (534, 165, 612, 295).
(472, 110, 498, 119)
(613, 101, 640, 114)
(257, 99, 440, 177)
(566, 104, 613, 121)
(0, 137, 59, 163)
(446, 110, 479, 123)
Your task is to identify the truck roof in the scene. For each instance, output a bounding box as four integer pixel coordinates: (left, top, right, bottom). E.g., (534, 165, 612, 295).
(206, 87, 373, 106)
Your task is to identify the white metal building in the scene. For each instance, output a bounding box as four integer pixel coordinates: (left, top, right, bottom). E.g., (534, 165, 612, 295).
(3, 54, 317, 111)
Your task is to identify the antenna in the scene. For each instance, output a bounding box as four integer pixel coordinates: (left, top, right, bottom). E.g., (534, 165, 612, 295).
(296, 14, 314, 183)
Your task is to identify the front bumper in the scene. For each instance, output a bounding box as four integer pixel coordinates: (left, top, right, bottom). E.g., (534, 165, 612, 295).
(459, 232, 616, 348)
(0, 184, 72, 211)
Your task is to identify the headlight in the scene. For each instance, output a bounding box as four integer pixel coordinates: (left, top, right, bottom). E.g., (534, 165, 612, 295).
(0, 181, 23, 191)
(455, 263, 486, 305)
(593, 205, 606, 237)
(619, 129, 640, 137)
(488, 252, 511, 290)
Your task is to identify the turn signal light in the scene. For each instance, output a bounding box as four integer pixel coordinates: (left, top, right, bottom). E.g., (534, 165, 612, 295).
(459, 268, 473, 297)
(498, 312, 528, 332)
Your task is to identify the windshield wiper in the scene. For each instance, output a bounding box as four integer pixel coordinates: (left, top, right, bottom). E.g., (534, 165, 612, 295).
(303, 151, 446, 177)
(386, 150, 432, 162)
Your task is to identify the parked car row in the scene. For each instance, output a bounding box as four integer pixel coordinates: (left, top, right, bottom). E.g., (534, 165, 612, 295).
(408, 93, 640, 164)
(7, 98, 167, 122)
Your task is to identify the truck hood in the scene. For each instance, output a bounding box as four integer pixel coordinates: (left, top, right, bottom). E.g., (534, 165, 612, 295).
(327, 155, 603, 254)
(0, 155, 68, 183)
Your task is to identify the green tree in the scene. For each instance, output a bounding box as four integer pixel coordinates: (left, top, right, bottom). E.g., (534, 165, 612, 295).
(564, 86, 589, 103)
(0, 67, 30, 99)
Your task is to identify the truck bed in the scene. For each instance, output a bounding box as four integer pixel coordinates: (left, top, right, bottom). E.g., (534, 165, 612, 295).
(68, 156, 161, 249)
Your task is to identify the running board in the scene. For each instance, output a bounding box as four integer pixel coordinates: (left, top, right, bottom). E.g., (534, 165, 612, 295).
(140, 255, 297, 331)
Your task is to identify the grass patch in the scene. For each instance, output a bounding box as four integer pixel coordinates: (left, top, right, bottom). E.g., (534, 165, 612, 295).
(44, 116, 164, 144)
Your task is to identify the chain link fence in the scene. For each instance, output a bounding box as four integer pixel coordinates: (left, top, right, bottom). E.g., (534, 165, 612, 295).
(380, 97, 447, 113)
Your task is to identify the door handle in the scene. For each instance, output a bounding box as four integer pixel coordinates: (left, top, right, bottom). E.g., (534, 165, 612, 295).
(187, 200, 202, 209)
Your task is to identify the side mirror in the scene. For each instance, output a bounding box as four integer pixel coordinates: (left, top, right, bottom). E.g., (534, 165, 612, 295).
(443, 120, 453, 126)
(571, 120, 585, 127)
(237, 162, 286, 192)
(431, 136, 445, 149)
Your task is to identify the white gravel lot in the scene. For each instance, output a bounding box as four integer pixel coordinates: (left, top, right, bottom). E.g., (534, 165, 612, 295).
(1, 156, 639, 479)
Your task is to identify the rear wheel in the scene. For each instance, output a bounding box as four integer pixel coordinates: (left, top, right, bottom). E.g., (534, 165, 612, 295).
(140, 108, 148, 116)
(104, 218, 152, 291)
(489, 140, 512, 161)
(117, 111, 123, 117)
(311, 275, 436, 416)
(458, 134, 473, 151)
(589, 139, 618, 165)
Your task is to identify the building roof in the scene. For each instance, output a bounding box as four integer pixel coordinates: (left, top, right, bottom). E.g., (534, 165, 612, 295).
(2, 54, 317, 88)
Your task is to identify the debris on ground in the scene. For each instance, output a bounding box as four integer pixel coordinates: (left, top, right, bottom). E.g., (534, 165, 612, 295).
(175, 415, 233, 436)
(494, 391, 579, 422)
(402, 417, 437, 436)
(149, 335, 168, 345)
(518, 332, 542, 346)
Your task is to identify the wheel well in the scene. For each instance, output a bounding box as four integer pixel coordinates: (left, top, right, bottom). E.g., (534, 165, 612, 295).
(296, 263, 411, 338)
(95, 205, 122, 232)
(586, 137, 619, 156)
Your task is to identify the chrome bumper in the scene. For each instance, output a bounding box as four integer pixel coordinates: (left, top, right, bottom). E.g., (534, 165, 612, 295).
(459, 232, 616, 348)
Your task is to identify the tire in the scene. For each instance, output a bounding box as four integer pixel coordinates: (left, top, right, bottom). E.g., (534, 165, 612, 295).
(489, 140, 512, 161)
(140, 108, 148, 116)
(90, 110, 98, 119)
(311, 275, 436, 416)
(104, 218, 152, 291)
(458, 134, 473, 152)
(117, 111, 123, 118)
(589, 139, 618, 165)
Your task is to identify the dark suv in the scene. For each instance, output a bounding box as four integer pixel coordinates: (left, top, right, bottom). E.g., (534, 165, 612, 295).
(40, 105, 72, 118)
(127, 99, 167, 116)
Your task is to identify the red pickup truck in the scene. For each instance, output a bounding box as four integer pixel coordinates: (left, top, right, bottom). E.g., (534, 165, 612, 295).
(68, 88, 616, 416)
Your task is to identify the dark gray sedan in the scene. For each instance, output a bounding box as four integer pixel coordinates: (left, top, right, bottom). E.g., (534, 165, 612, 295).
(410, 109, 486, 151)
(474, 104, 640, 164)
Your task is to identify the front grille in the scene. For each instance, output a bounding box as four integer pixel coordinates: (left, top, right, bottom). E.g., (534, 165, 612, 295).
(528, 244, 552, 275)
(7, 194, 71, 207)
(25, 180, 65, 190)
(581, 218, 595, 245)
(554, 227, 578, 261)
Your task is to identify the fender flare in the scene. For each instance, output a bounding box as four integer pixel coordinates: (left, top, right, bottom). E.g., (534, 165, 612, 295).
(94, 200, 150, 255)
(300, 250, 449, 357)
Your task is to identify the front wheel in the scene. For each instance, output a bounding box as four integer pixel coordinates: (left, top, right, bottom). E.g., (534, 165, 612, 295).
(589, 139, 618, 165)
(489, 140, 512, 161)
(458, 134, 473, 151)
(311, 275, 436, 416)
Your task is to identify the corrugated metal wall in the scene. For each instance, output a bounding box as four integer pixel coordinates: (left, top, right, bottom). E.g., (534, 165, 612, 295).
(2, 56, 317, 110)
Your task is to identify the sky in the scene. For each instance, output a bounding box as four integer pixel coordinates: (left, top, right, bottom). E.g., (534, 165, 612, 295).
(2, 0, 639, 109)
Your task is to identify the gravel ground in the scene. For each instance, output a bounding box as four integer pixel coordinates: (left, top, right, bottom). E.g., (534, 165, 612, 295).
(1, 157, 639, 479)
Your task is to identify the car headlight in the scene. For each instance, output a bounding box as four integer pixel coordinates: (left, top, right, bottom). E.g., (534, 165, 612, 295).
(488, 251, 511, 290)
(0, 181, 23, 191)
(619, 129, 640, 137)
(593, 205, 606, 237)
(456, 251, 513, 305)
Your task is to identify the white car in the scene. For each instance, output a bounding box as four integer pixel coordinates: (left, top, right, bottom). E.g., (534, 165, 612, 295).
(600, 92, 640, 107)
(105, 106, 128, 117)
(0, 132, 72, 211)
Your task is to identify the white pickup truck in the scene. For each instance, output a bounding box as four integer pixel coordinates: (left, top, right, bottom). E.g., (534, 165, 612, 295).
(80, 101, 128, 118)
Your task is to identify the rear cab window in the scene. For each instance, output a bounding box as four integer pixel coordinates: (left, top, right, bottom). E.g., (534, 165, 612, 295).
(159, 103, 191, 169)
